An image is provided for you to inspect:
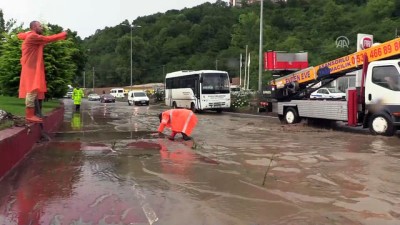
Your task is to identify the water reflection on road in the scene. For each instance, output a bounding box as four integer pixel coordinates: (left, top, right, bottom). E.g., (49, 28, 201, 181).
(1, 99, 400, 225)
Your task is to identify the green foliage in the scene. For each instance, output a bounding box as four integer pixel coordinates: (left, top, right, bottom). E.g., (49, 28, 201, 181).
(83, 2, 240, 87)
(0, 34, 22, 96)
(0, 10, 5, 33)
(366, 0, 395, 19)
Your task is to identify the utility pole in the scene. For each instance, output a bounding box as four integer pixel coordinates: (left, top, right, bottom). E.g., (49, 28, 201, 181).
(92, 67, 95, 92)
(258, 0, 264, 92)
(163, 65, 165, 76)
(244, 45, 248, 90)
(83, 71, 86, 89)
(239, 53, 242, 87)
(247, 52, 250, 90)
(130, 25, 133, 87)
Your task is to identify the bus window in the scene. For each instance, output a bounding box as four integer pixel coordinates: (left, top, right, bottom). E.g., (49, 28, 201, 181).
(202, 73, 230, 94)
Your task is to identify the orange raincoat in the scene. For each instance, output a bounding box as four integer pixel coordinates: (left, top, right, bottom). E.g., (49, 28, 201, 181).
(17, 31, 67, 98)
(158, 109, 198, 136)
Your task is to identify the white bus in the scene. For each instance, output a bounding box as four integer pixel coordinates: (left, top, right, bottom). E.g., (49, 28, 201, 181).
(165, 70, 231, 113)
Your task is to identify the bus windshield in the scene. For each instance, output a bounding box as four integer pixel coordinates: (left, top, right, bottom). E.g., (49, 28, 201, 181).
(201, 73, 230, 94)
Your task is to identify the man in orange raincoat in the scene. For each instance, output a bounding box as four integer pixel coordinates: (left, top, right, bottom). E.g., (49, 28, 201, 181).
(18, 21, 67, 123)
(158, 109, 198, 141)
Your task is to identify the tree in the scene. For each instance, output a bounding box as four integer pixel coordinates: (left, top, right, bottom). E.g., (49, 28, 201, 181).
(0, 34, 21, 96)
(366, 0, 395, 19)
(0, 10, 5, 33)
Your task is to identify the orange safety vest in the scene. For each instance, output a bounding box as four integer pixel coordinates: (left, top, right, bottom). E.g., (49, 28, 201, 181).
(17, 31, 67, 98)
(158, 109, 198, 135)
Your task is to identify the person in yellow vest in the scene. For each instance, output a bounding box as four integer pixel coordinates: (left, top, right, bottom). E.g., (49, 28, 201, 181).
(72, 86, 84, 111)
(158, 109, 198, 141)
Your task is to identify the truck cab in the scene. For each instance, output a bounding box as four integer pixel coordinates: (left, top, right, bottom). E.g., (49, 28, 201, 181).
(364, 60, 400, 135)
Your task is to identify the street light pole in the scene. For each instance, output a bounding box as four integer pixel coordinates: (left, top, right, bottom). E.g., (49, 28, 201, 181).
(258, 0, 264, 92)
(83, 71, 86, 89)
(130, 25, 133, 88)
(92, 67, 95, 92)
(123, 23, 141, 88)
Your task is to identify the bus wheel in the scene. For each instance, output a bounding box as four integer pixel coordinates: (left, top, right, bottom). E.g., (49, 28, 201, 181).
(190, 103, 196, 113)
(369, 113, 395, 136)
(173, 102, 177, 109)
(284, 107, 300, 124)
(216, 109, 223, 113)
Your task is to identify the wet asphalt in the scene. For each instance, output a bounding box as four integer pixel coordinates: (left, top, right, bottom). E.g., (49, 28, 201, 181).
(0, 98, 400, 225)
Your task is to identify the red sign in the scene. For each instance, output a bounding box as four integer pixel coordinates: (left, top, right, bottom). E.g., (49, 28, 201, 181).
(264, 51, 308, 71)
(362, 37, 373, 50)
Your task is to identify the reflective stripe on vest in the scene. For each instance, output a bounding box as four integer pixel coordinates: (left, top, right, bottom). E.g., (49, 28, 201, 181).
(182, 111, 193, 133)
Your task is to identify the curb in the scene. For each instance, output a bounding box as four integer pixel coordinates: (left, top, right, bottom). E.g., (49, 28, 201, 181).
(0, 106, 65, 180)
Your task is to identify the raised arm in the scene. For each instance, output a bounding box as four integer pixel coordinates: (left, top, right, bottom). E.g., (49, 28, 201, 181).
(17, 32, 32, 40)
(157, 112, 170, 133)
(26, 32, 67, 45)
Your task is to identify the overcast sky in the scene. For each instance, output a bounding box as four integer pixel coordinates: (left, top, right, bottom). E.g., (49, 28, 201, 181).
(0, 0, 215, 38)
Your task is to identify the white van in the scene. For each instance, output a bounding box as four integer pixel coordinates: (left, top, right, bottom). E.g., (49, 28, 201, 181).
(128, 90, 150, 106)
(110, 88, 125, 98)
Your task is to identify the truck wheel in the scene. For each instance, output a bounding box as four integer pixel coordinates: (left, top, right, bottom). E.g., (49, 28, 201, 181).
(369, 113, 395, 136)
(128, 100, 132, 106)
(284, 107, 300, 124)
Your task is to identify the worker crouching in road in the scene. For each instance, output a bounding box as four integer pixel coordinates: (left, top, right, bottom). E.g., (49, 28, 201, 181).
(158, 109, 198, 141)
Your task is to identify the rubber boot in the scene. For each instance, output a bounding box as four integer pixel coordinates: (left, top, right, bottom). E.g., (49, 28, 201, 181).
(182, 133, 192, 141)
(168, 131, 177, 141)
(26, 107, 43, 123)
(34, 99, 43, 118)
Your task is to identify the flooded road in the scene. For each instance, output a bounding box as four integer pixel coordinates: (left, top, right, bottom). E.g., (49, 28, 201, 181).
(1, 99, 400, 225)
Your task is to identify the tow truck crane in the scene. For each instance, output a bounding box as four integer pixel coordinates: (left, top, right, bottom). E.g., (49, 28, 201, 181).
(266, 37, 400, 136)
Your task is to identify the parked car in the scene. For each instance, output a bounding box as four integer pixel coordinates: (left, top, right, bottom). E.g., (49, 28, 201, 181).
(100, 94, 116, 103)
(127, 90, 150, 106)
(310, 88, 346, 99)
(88, 93, 100, 101)
(64, 91, 73, 98)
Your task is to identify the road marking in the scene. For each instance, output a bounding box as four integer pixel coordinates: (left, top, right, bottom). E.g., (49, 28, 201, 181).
(131, 184, 159, 225)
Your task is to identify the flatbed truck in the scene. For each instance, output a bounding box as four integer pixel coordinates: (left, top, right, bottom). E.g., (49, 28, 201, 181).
(266, 37, 400, 136)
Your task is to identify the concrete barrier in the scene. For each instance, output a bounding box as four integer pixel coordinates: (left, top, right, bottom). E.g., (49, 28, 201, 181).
(0, 107, 64, 180)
